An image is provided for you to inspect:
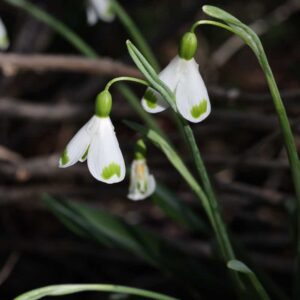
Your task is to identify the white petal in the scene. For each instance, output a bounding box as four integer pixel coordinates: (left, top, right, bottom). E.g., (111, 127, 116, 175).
(59, 116, 98, 168)
(175, 58, 211, 123)
(141, 87, 169, 113)
(145, 175, 156, 197)
(0, 18, 9, 51)
(88, 0, 115, 23)
(87, 117, 125, 184)
(86, 4, 98, 26)
(127, 160, 156, 201)
(141, 55, 182, 113)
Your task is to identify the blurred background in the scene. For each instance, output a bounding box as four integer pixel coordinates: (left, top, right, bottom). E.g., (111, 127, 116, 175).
(0, 0, 300, 299)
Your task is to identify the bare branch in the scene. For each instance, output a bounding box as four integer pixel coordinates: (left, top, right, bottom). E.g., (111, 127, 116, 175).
(0, 53, 141, 78)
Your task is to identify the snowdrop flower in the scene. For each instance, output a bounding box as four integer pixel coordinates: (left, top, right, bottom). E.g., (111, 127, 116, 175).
(86, 0, 115, 25)
(128, 139, 156, 201)
(59, 91, 125, 184)
(142, 32, 210, 123)
(0, 17, 9, 50)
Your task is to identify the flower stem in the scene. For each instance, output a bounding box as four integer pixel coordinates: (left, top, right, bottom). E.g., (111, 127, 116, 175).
(110, 0, 160, 72)
(194, 18, 300, 299)
(105, 76, 149, 91)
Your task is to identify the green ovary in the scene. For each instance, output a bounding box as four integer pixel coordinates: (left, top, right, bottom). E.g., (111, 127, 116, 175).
(144, 89, 157, 109)
(101, 163, 121, 180)
(191, 99, 208, 119)
(60, 149, 70, 165)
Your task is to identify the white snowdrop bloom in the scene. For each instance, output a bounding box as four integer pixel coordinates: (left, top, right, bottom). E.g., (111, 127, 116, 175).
(86, 0, 115, 25)
(142, 32, 211, 123)
(0, 17, 9, 51)
(59, 91, 125, 184)
(128, 159, 156, 201)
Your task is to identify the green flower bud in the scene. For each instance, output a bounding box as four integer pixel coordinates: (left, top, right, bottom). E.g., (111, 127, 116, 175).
(95, 90, 112, 117)
(179, 32, 198, 60)
(134, 139, 147, 160)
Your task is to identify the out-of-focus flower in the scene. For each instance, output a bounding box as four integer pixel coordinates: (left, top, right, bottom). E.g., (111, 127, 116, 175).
(86, 0, 115, 25)
(0, 17, 9, 50)
(141, 32, 211, 123)
(59, 91, 125, 184)
(128, 140, 156, 201)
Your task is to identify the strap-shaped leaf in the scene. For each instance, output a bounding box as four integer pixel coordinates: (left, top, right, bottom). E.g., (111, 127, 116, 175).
(14, 284, 177, 300)
(154, 183, 209, 233)
(43, 196, 227, 296)
(126, 40, 177, 111)
(228, 260, 270, 300)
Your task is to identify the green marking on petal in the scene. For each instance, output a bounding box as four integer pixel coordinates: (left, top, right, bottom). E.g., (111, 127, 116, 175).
(81, 146, 89, 161)
(191, 99, 208, 119)
(101, 163, 121, 180)
(60, 149, 70, 165)
(0, 35, 9, 50)
(144, 89, 157, 109)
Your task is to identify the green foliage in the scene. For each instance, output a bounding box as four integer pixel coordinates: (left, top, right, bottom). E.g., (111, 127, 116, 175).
(42, 195, 227, 298)
(14, 284, 178, 300)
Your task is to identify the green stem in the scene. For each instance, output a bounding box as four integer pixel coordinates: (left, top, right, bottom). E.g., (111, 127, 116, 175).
(15, 284, 178, 300)
(180, 119, 235, 260)
(105, 76, 149, 90)
(261, 53, 300, 300)
(194, 18, 300, 299)
(111, 0, 160, 72)
(191, 20, 235, 35)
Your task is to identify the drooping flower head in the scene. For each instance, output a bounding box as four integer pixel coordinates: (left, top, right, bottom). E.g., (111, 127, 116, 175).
(142, 32, 211, 123)
(0, 17, 9, 51)
(86, 0, 115, 25)
(59, 90, 125, 184)
(128, 139, 156, 201)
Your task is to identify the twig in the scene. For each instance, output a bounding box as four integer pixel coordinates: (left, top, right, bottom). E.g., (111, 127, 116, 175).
(0, 251, 20, 286)
(0, 53, 141, 77)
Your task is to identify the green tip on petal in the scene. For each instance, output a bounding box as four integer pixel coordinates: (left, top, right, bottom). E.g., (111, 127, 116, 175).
(179, 32, 198, 60)
(81, 146, 89, 161)
(60, 149, 70, 166)
(191, 99, 208, 119)
(144, 89, 157, 109)
(95, 90, 112, 117)
(0, 35, 9, 50)
(101, 163, 121, 180)
(134, 139, 147, 160)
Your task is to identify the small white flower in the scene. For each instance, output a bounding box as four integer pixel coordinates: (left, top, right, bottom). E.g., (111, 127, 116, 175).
(141, 55, 211, 123)
(59, 116, 125, 184)
(86, 0, 115, 25)
(0, 17, 9, 51)
(128, 159, 156, 201)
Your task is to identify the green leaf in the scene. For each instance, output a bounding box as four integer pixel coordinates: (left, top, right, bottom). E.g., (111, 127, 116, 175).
(154, 183, 209, 233)
(126, 40, 177, 112)
(43, 196, 227, 297)
(227, 260, 251, 274)
(14, 284, 178, 300)
(227, 260, 270, 300)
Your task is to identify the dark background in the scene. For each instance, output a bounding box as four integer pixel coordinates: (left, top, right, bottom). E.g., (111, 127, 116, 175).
(0, 0, 300, 299)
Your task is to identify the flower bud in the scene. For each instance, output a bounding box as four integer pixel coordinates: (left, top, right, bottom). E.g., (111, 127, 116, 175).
(134, 139, 147, 160)
(179, 32, 198, 60)
(95, 90, 112, 117)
